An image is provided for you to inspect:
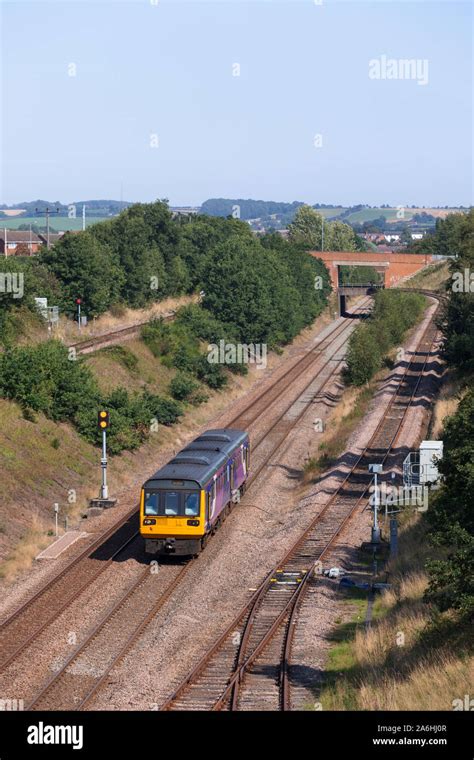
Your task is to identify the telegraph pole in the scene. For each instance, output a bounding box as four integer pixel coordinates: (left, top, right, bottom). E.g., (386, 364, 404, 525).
(35, 206, 60, 249)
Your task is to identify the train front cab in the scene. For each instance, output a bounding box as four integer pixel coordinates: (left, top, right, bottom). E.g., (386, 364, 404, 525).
(140, 479, 205, 556)
(140, 432, 250, 557)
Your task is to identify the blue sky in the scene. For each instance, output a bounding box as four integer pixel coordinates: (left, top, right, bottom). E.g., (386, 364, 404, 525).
(1, 0, 472, 206)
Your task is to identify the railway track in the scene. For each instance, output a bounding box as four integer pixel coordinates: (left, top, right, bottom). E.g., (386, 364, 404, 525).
(161, 299, 441, 711)
(12, 300, 369, 710)
(68, 312, 175, 355)
(27, 560, 190, 711)
(0, 514, 140, 672)
(0, 300, 368, 651)
(226, 299, 370, 431)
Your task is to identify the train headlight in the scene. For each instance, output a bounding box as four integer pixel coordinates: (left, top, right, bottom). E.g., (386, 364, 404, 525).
(143, 518, 156, 525)
(187, 519, 200, 526)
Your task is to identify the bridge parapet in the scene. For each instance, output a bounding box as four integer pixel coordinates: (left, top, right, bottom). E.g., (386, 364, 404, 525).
(337, 285, 384, 296)
(310, 251, 434, 291)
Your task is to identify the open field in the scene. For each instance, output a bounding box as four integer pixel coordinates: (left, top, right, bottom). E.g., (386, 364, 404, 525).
(316, 207, 346, 218)
(0, 215, 110, 232)
(344, 207, 466, 224)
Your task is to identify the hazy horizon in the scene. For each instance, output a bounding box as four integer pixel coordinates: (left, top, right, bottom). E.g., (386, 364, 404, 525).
(1, 0, 472, 207)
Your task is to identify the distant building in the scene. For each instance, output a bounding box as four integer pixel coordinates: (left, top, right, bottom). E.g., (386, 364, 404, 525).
(411, 233, 424, 240)
(170, 207, 200, 217)
(0, 229, 41, 255)
(38, 232, 66, 247)
(361, 232, 385, 244)
(384, 233, 401, 243)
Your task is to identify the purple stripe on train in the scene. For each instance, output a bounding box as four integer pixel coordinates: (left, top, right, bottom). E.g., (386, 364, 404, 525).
(206, 444, 249, 528)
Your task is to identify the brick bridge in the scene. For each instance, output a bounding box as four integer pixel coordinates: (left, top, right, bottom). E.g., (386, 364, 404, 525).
(311, 250, 433, 290)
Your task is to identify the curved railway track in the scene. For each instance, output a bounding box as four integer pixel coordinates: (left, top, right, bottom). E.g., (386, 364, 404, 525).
(9, 299, 369, 710)
(161, 297, 441, 711)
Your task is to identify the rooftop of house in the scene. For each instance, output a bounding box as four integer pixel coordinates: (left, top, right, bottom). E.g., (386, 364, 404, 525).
(0, 230, 41, 243)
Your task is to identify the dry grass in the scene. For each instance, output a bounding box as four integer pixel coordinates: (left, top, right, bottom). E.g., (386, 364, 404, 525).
(357, 653, 474, 711)
(84, 339, 175, 395)
(0, 514, 51, 582)
(303, 382, 376, 480)
(55, 294, 197, 344)
(429, 373, 468, 439)
(402, 260, 450, 292)
(321, 513, 472, 711)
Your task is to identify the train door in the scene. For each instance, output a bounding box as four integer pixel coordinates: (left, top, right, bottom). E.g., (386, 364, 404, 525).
(244, 444, 249, 476)
(208, 479, 217, 523)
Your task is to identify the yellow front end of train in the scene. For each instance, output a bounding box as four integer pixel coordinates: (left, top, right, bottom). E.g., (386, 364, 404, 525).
(139, 484, 206, 556)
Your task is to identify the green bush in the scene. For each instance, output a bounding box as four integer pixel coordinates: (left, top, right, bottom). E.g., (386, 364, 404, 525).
(345, 291, 426, 386)
(174, 304, 236, 343)
(169, 372, 200, 401)
(100, 346, 139, 373)
(0, 339, 182, 455)
(345, 325, 382, 385)
(0, 340, 99, 418)
(196, 355, 228, 390)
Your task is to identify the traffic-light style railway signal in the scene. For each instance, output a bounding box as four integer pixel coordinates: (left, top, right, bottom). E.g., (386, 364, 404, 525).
(98, 410, 109, 430)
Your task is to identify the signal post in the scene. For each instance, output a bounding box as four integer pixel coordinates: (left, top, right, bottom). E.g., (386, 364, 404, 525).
(88, 409, 117, 513)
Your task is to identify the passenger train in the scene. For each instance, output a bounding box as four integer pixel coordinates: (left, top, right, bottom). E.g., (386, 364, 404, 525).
(140, 429, 250, 556)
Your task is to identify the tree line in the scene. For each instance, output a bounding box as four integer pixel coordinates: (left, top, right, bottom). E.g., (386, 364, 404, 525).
(0, 201, 333, 452)
(424, 209, 474, 618)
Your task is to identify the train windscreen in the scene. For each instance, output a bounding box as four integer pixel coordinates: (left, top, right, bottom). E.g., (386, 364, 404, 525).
(144, 490, 200, 517)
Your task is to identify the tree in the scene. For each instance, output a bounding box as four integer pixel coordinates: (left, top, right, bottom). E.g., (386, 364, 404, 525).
(91, 215, 166, 307)
(426, 388, 474, 616)
(40, 231, 124, 317)
(288, 205, 324, 249)
(400, 226, 413, 246)
(441, 210, 474, 375)
(288, 205, 357, 251)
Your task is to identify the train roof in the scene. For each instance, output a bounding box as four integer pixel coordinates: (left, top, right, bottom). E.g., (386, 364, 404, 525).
(144, 429, 248, 488)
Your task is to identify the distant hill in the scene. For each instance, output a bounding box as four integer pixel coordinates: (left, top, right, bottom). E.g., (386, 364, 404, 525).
(0, 199, 133, 218)
(199, 198, 469, 232)
(200, 198, 305, 220)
